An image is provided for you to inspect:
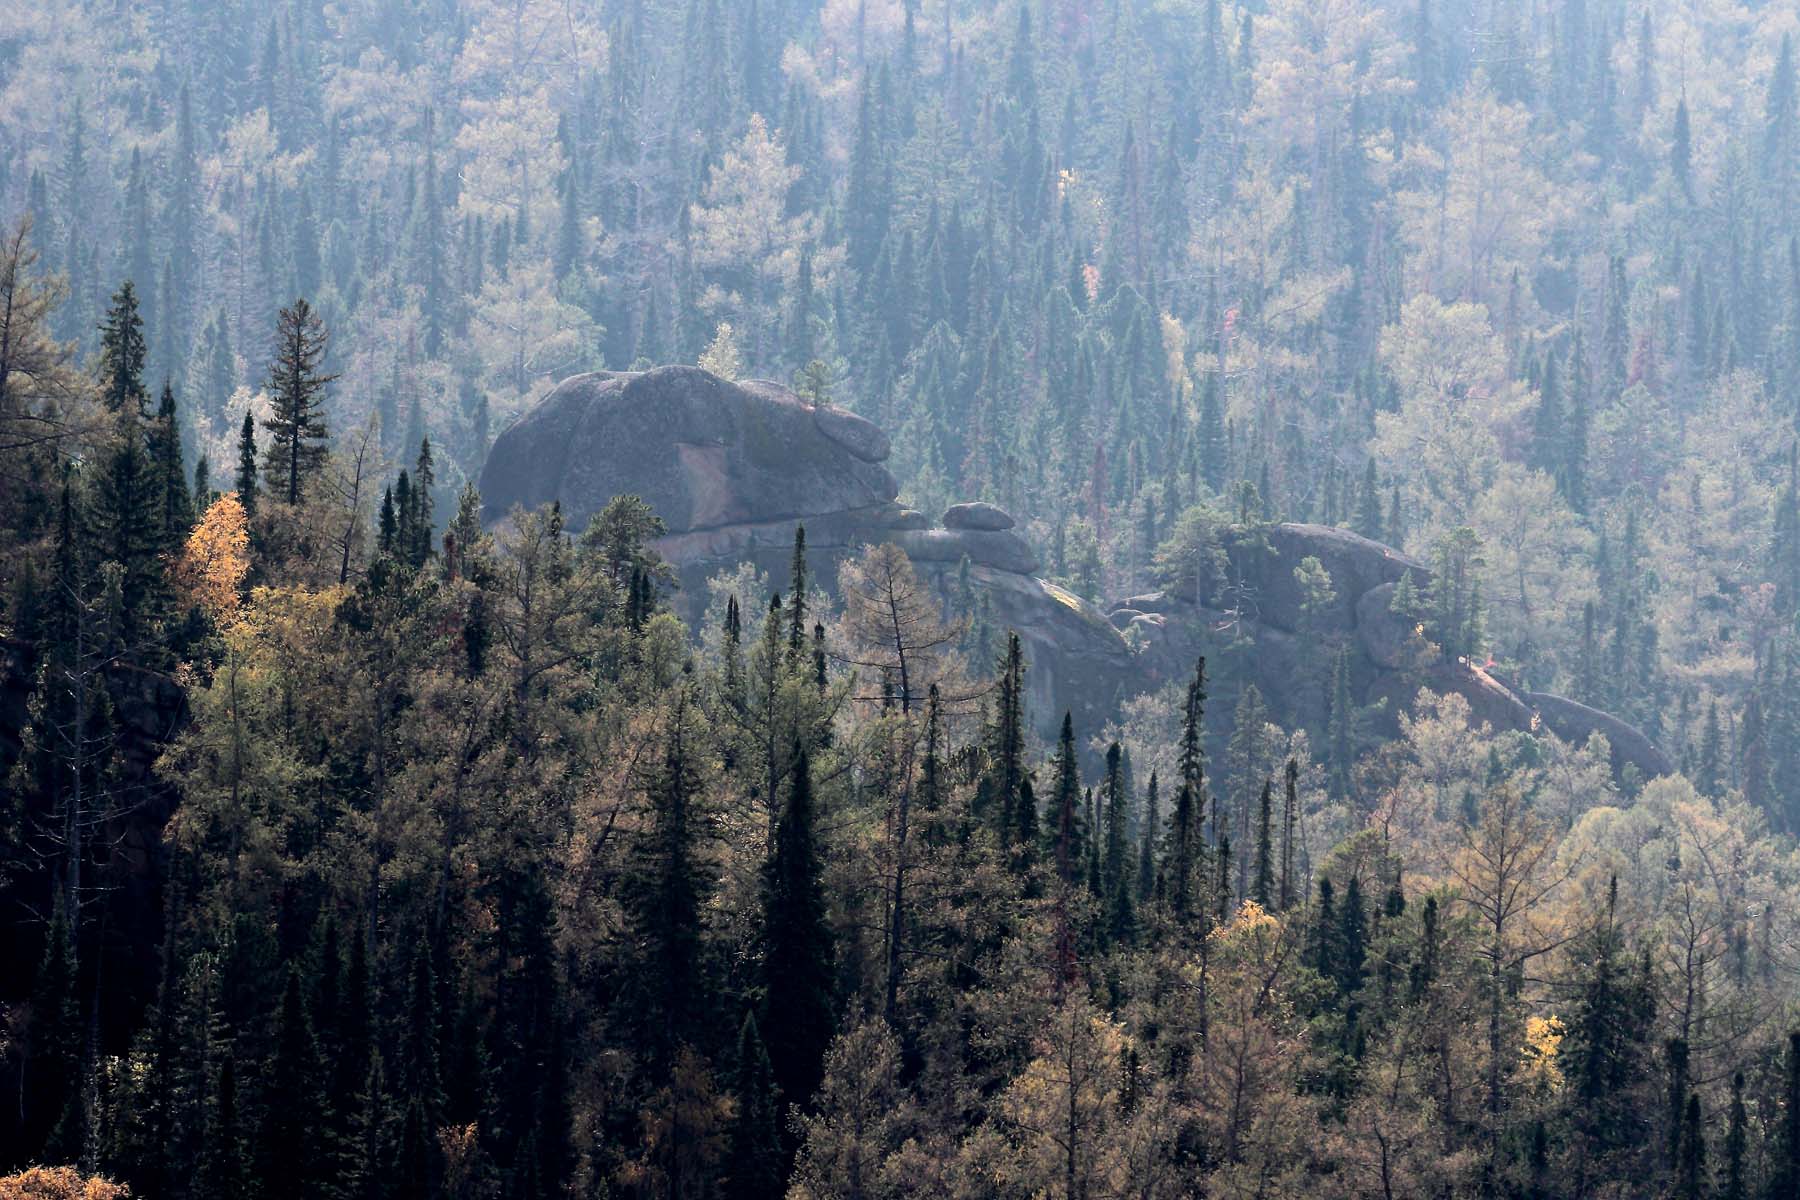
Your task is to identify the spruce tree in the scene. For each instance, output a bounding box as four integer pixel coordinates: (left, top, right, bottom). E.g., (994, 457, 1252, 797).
(1724, 1070, 1746, 1200)
(1137, 771, 1160, 904)
(786, 524, 809, 659)
(91, 407, 164, 643)
(762, 744, 835, 1113)
(1279, 758, 1298, 911)
(262, 298, 336, 505)
(257, 969, 326, 1200)
(1252, 779, 1273, 907)
(150, 381, 193, 553)
(30, 905, 84, 1163)
(1050, 712, 1084, 885)
(1676, 1093, 1705, 1200)
(986, 632, 1028, 850)
(623, 682, 712, 1061)
(234, 411, 259, 518)
(99, 279, 149, 415)
(1777, 1031, 1800, 1200)
(725, 1013, 783, 1200)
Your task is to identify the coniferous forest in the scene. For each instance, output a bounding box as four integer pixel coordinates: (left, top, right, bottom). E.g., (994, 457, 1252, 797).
(4, 0, 1800, 1196)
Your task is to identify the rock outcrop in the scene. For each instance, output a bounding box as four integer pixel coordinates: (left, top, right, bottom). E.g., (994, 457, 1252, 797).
(481, 367, 1134, 733)
(1112, 523, 1672, 780)
(480, 366, 900, 533)
(482, 367, 1670, 777)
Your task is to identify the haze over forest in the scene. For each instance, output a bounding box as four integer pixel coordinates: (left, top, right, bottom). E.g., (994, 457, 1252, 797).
(4, 0, 1800, 1196)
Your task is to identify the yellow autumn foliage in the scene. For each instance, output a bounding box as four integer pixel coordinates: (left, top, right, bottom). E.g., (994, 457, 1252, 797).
(0, 1166, 130, 1200)
(173, 492, 251, 622)
(1521, 1014, 1567, 1091)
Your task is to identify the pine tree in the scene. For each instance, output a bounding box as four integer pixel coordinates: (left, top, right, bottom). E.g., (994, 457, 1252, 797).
(262, 298, 336, 505)
(762, 744, 835, 1113)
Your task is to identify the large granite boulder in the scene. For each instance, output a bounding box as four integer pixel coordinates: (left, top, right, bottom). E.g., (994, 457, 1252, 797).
(480, 366, 900, 532)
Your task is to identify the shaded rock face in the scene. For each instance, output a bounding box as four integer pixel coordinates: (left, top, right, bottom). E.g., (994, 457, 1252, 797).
(1114, 522, 1672, 781)
(481, 368, 1133, 735)
(480, 366, 899, 532)
(942, 502, 1016, 531)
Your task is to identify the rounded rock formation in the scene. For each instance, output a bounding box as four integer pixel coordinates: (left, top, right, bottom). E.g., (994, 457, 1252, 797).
(480, 365, 899, 532)
(942, 501, 1016, 531)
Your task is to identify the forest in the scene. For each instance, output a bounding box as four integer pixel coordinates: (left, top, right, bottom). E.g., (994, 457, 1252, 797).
(2, 0, 1800, 1196)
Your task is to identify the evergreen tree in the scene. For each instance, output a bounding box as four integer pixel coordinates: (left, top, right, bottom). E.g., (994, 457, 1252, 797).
(149, 381, 193, 553)
(725, 1013, 782, 1200)
(262, 298, 336, 504)
(256, 969, 326, 1200)
(786, 524, 809, 659)
(99, 280, 149, 415)
(984, 631, 1029, 851)
(1137, 771, 1160, 904)
(90, 407, 165, 643)
(1676, 1093, 1705, 1200)
(762, 744, 835, 1114)
(623, 682, 713, 1061)
(1050, 711, 1084, 885)
(1724, 1070, 1746, 1200)
(1279, 758, 1298, 911)
(1252, 779, 1273, 907)
(234, 410, 259, 519)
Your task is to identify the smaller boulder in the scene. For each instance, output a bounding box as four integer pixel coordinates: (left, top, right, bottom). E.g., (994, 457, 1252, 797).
(888, 508, 931, 530)
(943, 501, 1016, 531)
(893, 528, 1040, 575)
